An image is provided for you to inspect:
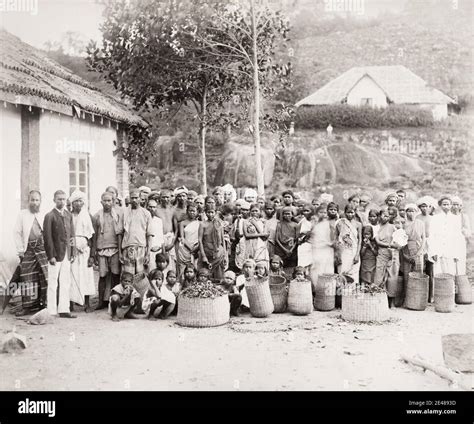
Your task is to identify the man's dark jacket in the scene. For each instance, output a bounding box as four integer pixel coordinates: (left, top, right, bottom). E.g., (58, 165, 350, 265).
(43, 209, 74, 261)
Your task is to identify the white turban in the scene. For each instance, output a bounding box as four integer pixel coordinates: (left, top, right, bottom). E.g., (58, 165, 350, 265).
(138, 186, 151, 194)
(222, 184, 237, 202)
(244, 188, 257, 200)
(69, 189, 86, 204)
(174, 186, 188, 196)
(417, 195, 437, 209)
(451, 196, 462, 205)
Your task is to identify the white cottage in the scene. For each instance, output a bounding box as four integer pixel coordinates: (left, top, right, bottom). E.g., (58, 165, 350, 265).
(0, 29, 147, 275)
(296, 65, 455, 120)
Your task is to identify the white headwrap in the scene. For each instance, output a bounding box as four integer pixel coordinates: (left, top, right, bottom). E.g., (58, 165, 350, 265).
(174, 186, 188, 196)
(69, 189, 86, 204)
(417, 195, 437, 209)
(451, 195, 462, 205)
(139, 186, 152, 194)
(222, 183, 237, 203)
(244, 188, 257, 200)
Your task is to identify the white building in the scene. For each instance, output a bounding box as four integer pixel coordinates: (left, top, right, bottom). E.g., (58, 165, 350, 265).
(296, 65, 455, 120)
(0, 29, 147, 276)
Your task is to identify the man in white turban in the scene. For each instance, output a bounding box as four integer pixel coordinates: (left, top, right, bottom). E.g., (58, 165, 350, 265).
(222, 184, 237, 204)
(244, 188, 257, 204)
(69, 190, 95, 312)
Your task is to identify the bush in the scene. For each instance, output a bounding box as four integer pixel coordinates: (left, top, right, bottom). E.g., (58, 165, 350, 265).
(295, 104, 435, 129)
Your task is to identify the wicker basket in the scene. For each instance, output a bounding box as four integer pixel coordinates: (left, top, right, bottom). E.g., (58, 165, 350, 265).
(404, 272, 429, 311)
(177, 294, 230, 327)
(455, 275, 472, 305)
(269, 275, 287, 313)
(342, 289, 389, 322)
(288, 280, 313, 315)
(313, 273, 339, 311)
(246, 280, 274, 318)
(434, 274, 455, 313)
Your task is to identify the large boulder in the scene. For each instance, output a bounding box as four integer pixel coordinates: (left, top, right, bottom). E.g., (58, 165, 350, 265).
(214, 142, 275, 187)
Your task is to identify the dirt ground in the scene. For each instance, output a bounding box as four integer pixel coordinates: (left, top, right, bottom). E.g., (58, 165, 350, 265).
(0, 297, 472, 391)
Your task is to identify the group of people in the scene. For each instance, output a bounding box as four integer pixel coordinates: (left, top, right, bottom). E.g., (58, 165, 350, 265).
(2, 183, 470, 320)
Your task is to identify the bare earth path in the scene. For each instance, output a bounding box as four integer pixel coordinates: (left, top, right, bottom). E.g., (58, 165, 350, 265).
(0, 301, 472, 391)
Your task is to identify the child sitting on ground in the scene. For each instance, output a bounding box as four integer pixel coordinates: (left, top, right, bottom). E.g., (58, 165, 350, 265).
(197, 267, 212, 284)
(165, 270, 180, 316)
(219, 270, 242, 317)
(109, 272, 142, 321)
(145, 269, 175, 320)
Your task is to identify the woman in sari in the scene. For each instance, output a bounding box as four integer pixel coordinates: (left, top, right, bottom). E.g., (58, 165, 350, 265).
(243, 203, 270, 266)
(198, 206, 227, 281)
(177, 204, 200, 278)
(297, 203, 314, 273)
(335, 205, 362, 284)
(402, 203, 426, 283)
(275, 206, 299, 276)
(311, 204, 335, 285)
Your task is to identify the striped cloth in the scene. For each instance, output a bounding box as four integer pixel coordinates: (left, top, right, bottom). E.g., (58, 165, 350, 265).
(122, 245, 146, 275)
(19, 239, 48, 311)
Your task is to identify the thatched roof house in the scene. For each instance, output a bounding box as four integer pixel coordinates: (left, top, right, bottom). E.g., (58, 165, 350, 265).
(0, 29, 145, 269)
(296, 65, 455, 120)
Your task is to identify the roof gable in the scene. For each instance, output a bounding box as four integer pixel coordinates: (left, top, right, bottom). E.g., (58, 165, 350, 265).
(296, 65, 455, 107)
(0, 29, 147, 127)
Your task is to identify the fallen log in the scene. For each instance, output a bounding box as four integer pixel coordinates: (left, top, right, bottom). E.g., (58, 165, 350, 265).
(400, 353, 471, 391)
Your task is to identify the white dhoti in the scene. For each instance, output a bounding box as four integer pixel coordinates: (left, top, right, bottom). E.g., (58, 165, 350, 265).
(47, 259, 71, 315)
(70, 238, 95, 305)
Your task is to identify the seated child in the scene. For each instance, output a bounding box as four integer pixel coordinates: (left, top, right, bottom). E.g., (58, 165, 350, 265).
(235, 259, 255, 311)
(146, 269, 175, 320)
(219, 270, 242, 317)
(197, 267, 212, 284)
(109, 272, 142, 321)
(182, 265, 197, 289)
(154, 252, 171, 277)
(165, 269, 180, 316)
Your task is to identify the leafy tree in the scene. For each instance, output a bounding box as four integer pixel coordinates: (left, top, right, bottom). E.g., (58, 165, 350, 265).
(87, 0, 291, 194)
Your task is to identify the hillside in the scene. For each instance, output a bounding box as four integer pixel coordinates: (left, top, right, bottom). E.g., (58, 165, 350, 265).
(286, 0, 473, 105)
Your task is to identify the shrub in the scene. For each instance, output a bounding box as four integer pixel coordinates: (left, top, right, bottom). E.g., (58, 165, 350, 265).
(295, 104, 435, 129)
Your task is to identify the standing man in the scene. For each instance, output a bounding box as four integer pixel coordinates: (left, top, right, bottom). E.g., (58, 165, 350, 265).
(92, 192, 124, 310)
(43, 190, 76, 318)
(156, 189, 177, 273)
(147, 198, 165, 271)
(69, 190, 95, 312)
(121, 188, 153, 276)
(3, 190, 48, 316)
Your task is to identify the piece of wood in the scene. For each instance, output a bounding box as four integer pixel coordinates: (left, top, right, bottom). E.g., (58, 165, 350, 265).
(442, 334, 474, 372)
(400, 353, 471, 391)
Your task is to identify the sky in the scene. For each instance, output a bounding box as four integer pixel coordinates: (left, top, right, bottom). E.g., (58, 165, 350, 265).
(0, 0, 105, 50)
(0, 0, 409, 52)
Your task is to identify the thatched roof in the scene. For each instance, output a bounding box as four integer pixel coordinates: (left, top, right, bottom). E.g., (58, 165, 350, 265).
(296, 65, 455, 107)
(0, 29, 147, 127)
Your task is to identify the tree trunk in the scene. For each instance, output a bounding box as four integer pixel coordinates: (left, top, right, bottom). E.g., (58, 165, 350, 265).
(199, 89, 208, 195)
(250, 0, 265, 196)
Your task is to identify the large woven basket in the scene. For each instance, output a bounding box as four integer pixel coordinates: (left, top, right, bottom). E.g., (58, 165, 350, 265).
(342, 289, 389, 323)
(269, 275, 287, 313)
(313, 273, 339, 311)
(288, 280, 313, 315)
(434, 274, 455, 313)
(455, 275, 472, 305)
(404, 272, 429, 311)
(177, 294, 230, 327)
(246, 280, 274, 318)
